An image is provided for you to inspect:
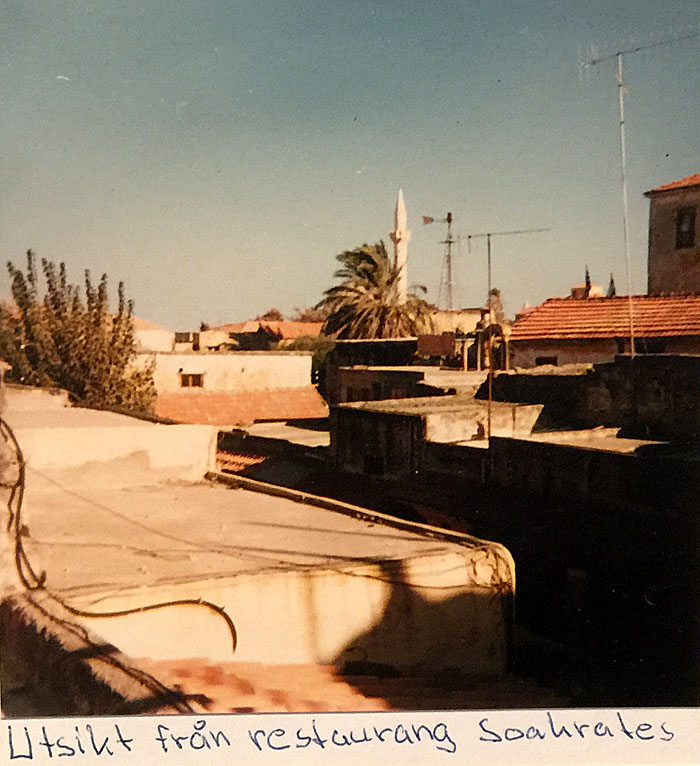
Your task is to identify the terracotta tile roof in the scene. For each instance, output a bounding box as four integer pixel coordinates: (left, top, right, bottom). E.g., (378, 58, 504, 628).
(510, 295, 700, 341)
(212, 321, 323, 339)
(645, 173, 700, 196)
(135, 658, 569, 713)
(154, 387, 329, 426)
(216, 451, 267, 472)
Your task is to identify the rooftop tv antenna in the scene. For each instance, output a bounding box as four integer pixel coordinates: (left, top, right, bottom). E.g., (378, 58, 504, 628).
(423, 212, 455, 309)
(466, 227, 550, 448)
(580, 26, 700, 358)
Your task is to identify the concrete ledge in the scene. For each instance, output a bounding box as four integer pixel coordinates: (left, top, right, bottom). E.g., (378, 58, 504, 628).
(205, 469, 516, 558)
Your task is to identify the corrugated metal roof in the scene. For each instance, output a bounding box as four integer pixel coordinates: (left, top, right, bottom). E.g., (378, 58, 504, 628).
(510, 295, 700, 340)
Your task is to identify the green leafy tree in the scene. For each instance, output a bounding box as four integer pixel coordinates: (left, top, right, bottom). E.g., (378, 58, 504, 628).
(0, 250, 155, 412)
(318, 241, 432, 339)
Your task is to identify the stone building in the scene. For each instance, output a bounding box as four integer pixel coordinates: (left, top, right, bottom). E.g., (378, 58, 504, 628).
(646, 172, 700, 294)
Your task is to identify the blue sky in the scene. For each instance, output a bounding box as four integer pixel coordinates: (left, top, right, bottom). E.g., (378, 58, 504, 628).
(2, 1, 699, 328)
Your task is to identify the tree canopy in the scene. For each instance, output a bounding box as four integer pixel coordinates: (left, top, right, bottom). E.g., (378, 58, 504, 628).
(255, 308, 284, 322)
(318, 241, 432, 339)
(289, 304, 331, 323)
(0, 251, 155, 413)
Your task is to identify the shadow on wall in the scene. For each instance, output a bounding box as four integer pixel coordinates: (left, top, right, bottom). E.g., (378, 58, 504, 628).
(330, 559, 512, 709)
(0, 596, 204, 718)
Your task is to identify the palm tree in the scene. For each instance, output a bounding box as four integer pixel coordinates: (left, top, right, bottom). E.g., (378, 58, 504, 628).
(318, 241, 432, 339)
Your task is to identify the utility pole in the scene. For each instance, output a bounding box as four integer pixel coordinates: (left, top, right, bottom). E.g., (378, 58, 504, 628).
(423, 212, 455, 309)
(466, 227, 550, 448)
(581, 29, 700, 357)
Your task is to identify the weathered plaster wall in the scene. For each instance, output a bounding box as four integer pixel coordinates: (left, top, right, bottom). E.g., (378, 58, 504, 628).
(648, 186, 700, 294)
(510, 338, 618, 369)
(331, 400, 542, 480)
(134, 328, 174, 353)
(137, 351, 312, 394)
(331, 407, 424, 480)
(13, 421, 216, 481)
(335, 367, 426, 404)
(3, 385, 70, 411)
(55, 546, 514, 678)
(487, 355, 700, 439)
(425, 403, 542, 443)
(580, 355, 700, 439)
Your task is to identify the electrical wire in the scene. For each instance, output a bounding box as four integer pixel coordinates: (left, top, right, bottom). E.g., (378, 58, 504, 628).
(2, 414, 513, 659)
(0, 416, 238, 709)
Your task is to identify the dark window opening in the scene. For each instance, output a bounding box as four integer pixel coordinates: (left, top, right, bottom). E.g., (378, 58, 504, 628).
(346, 386, 355, 402)
(535, 356, 558, 366)
(676, 207, 696, 249)
(180, 373, 204, 387)
(371, 382, 382, 399)
(175, 332, 193, 344)
(634, 338, 666, 355)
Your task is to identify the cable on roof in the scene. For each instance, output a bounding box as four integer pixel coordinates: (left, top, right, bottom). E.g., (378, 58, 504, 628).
(1, 417, 238, 668)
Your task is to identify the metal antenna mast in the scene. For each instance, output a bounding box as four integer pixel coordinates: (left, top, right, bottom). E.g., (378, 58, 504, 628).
(581, 28, 700, 358)
(466, 227, 550, 448)
(423, 212, 455, 309)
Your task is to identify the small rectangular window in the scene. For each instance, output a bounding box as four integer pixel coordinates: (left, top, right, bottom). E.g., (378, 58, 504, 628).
(676, 207, 696, 249)
(180, 373, 204, 387)
(175, 332, 193, 344)
(535, 356, 558, 366)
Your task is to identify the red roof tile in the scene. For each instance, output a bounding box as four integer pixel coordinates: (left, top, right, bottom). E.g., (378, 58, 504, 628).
(510, 295, 700, 341)
(135, 658, 569, 713)
(645, 173, 700, 196)
(154, 387, 329, 426)
(216, 451, 267, 472)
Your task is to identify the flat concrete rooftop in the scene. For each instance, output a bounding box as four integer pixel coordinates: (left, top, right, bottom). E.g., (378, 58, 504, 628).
(245, 420, 330, 447)
(18, 456, 513, 672)
(23, 462, 463, 597)
(519, 427, 669, 454)
(339, 393, 525, 416)
(5, 407, 155, 430)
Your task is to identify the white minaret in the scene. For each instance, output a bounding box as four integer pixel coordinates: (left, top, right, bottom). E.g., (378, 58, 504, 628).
(389, 188, 411, 303)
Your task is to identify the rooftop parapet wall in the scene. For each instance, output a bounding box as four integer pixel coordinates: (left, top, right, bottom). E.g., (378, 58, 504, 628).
(331, 396, 543, 480)
(485, 355, 700, 440)
(583, 354, 700, 440)
(3, 384, 70, 411)
(4, 408, 217, 482)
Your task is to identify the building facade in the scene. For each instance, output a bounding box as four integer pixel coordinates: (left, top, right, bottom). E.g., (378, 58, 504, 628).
(646, 173, 700, 294)
(509, 294, 700, 368)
